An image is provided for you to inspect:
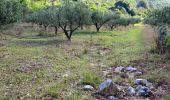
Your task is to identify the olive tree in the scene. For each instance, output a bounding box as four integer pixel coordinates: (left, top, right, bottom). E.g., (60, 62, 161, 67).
(26, 7, 59, 35)
(58, 0, 90, 41)
(108, 17, 140, 30)
(0, 0, 22, 28)
(107, 14, 120, 30)
(91, 11, 113, 32)
(48, 7, 60, 35)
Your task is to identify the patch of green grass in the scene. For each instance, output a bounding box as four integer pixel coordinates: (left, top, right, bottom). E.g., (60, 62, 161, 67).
(81, 71, 103, 87)
(165, 96, 170, 100)
(142, 69, 170, 83)
(0, 26, 150, 99)
(67, 92, 82, 100)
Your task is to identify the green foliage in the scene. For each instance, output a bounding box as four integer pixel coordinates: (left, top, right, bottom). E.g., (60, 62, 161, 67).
(58, 0, 90, 40)
(145, 7, 170, 53)
(108, 17, 141, 30)
(145, 7, 170, 26)
(165, 96, 170, 100)
(91, 10, 114, 32)
(24, 0, 51, 10)
(81, 71, 102, 86)
(137, 0, 148, 8)
(148, 0, 170, 9)
(110, 0, 136, 16)
(0, 0, 22, 27)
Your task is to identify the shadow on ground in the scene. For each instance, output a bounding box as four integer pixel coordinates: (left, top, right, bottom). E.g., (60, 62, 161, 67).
(14, 38, 68, 47)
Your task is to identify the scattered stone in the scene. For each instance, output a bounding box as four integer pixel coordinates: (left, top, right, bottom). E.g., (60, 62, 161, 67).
(125, 66, 137, 72)
(98, 79, 119, 96)
(135, 71, 143, 76)
(114, 66, 125, 73)
(134, 79, 148, 86)
(136, 85, 151, 97)
(108, 96, 117, 100)
(83, 85, 94, 91)
(127, 86, 136, 96)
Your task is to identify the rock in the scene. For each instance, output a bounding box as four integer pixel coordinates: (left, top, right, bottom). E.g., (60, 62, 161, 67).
(127, 86, 136, 96)
(98, 79, 119, 96)
(136, 85, 143, 91)
(135, 71, 143, 76)
(134, 79, 148, 86)
(108, 96, 117, 100)
(125, 66, 137, 72)
(83, 85, 94, 91)
(136, 85, 151, 97)
(114, 66, 125, 73)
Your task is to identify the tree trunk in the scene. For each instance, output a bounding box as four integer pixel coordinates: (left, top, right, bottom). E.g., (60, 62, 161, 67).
(54, 26, 58, 35)
(44, 26, 47, 36)
(110, 26, 114, 31)
(95, 25, 100, 32)
(96, 28, 100, 32)
(80, 25, 83, 30)
(64, 30, 71, 41)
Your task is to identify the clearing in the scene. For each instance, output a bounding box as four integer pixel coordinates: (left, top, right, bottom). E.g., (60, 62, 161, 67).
(0, 25, 169, 99)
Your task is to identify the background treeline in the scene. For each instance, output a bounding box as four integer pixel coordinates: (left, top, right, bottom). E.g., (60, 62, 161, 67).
(1, 0, 170, 53)
(25, 0, 141, 40)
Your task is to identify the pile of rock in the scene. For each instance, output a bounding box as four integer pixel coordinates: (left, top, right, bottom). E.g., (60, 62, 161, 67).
(114, 66, 143, 77)
(127, 79, 153, 97)
(82, 65, 166, 99)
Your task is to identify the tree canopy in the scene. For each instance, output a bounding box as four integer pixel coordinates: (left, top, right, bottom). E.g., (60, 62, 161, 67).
(0, 0, 22, 28)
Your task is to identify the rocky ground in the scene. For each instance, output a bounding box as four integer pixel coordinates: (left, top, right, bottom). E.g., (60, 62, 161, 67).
(83, 65, 170, 100)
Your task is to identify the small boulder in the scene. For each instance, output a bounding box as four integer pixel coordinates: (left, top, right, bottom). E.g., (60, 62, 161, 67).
(114, 66, 125, 73)
(83, 85, 94, 91)
(127, 86, 136, 96)
(136, 85, 151, 97)
(98, 79, 119, 96)
(108, 96, 117, 100)
(134, 79, 148, 86)
(135, 71, 143, 76)
(125, 66, 137, 72)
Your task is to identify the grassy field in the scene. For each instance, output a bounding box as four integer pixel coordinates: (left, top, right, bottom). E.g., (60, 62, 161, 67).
(0, 25, 169, 99)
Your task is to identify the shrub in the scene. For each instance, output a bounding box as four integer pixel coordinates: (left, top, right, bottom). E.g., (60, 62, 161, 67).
(0, 0, 22, 28)
(145, 7, 170, 53)
(91, 10, 114, 32)
(58, 0, 90, 40)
